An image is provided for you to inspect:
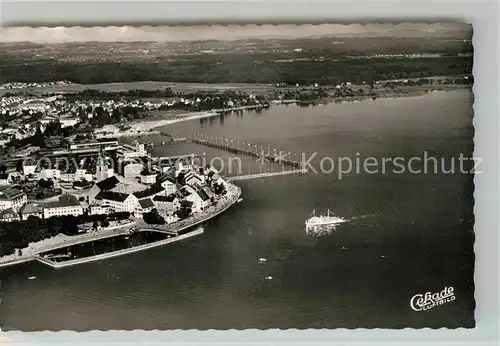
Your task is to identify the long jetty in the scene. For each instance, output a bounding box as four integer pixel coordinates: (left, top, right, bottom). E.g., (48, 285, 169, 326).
(227, 168, 308, 182)
(190, 133, 303, 168)
(153, 154, 201, 162)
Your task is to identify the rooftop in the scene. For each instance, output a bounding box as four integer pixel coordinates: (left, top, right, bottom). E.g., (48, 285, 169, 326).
(138, 198, 155, 209)
(45, 194, 81, 209)
(21, 203, 41, 215)
(0, 208, 18, 220)
(133, 185, 165, 199)
(95, 191, 131, 203)
(180, 200, 194, 208)
(197, 189, 211, 201)
(96, 176, 120, 191)
(153, 194, 177, 203)
(159, 175, 176, 185)
(0, 187, 25, 200)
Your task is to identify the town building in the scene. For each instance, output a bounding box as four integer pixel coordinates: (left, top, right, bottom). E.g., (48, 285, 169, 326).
(0, 187, 27, 212)
(20, 203, 43, 220)
(43, 194, 84, 219)
(159, 176, 177, 195)
(95, 151, 110, 182)
(185, 171, 204, 188)
(88, 204, 108, 215)
(23, 162, 38, 178)
(164, 214, 180, 224)
(69, 138, 119, 151)
(0, 208, 20, 222)
(0, 173, 12, 186)
(137, 143, 146, 157)
(59, 117, 80, 128)
(211, 173, 228, 189)
(87, 175, 147, 204)
(153, 194, 180, 215)
(185, 190, 210, 213)
(140, 170, 157, 185)
(133, 185, 167, 201)
(40, 168, 61, 180)
(123, 162, 143, 179)
(135, 198, 155, 216)
(95, 191, 138, 213)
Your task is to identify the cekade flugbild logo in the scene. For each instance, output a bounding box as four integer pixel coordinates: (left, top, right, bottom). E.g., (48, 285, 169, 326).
(410, 286, 456, 312)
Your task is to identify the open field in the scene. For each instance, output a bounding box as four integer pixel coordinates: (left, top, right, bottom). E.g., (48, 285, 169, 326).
(1, 36, 472, 86)
(0, 81, 275, 96)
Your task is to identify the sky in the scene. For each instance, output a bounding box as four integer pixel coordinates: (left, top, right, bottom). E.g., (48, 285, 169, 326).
(0, 23, 472, 43)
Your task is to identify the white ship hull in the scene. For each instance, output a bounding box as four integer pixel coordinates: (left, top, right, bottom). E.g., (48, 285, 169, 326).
(305, 209, 346, 235)
(306, 218, 345, 227)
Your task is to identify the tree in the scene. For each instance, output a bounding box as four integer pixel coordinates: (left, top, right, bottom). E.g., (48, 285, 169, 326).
(15, 160, 23, 172)
(164, 87, 175, 97)
(32, 123, 46, 148)
(59, 216, 79, 236)
(74, 134, 87, 141)
(213, 182, 226, 195)
(143, 209, 166, 225)
(44, 120, 62, 136)
(175, 206, 192, 220)
(39, 178, 54, 190)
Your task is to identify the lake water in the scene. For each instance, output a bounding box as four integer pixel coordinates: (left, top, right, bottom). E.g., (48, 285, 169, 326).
(0, 90, 475, 330)
(38, 231, 174, 263)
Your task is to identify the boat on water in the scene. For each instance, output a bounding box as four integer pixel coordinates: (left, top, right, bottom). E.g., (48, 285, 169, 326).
(265, 276, 273, 280)
(237, 198, 243, 203)
(305, 209, 347, 236)
(46, 253, 72, 260)
(258, 258, 267, 263)
(28, 276, 36, 280)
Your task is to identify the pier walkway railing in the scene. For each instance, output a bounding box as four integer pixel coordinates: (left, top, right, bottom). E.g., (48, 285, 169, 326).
(189, 135, 303, 168)
(227, 168, 308, 181)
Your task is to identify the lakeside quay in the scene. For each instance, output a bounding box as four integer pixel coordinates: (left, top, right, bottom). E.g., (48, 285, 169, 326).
(35, 228, 205, 269)
(137, 182, 242, 235)
(0, 221, 137, 268)
(0, 183, 242, 269)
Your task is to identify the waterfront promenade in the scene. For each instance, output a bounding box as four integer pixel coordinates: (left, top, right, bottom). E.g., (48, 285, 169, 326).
(0, 221, 137, 268)
(34, 228, 205, 269)
(0, 183, 242, 269)
(136, 183, 242, 234)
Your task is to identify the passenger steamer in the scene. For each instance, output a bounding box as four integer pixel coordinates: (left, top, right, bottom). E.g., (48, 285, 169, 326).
(305, 209, 346, 236)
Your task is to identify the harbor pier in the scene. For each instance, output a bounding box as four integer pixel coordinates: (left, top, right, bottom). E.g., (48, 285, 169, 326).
(190, 133, 304, 168)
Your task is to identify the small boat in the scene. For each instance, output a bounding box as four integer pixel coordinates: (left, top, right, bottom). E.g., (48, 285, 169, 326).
(381, 255, 387, 260)
(265, 276, 273, 280)
(237, 198, 243, 203)
(258, 258, 267, 263)
(28, 276, 36, 280)
(341, 247, 347, 251)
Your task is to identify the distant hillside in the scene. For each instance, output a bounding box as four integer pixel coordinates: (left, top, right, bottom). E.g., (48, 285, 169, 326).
(1, 37, 473, 85)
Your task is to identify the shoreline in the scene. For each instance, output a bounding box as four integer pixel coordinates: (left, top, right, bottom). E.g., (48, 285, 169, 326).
(98, 85, 471, 136)
(35, 228, 204, 269)
(0, 183, 242, 269)
(94, 111, 220, 139)
(0, 221, 137, 268)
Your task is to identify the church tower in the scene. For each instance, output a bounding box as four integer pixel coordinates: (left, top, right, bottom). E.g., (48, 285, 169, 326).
(96, 149, 108, 182)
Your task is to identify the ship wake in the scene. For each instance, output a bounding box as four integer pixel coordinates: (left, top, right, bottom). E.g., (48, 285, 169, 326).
(305, 211, 378, 236)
